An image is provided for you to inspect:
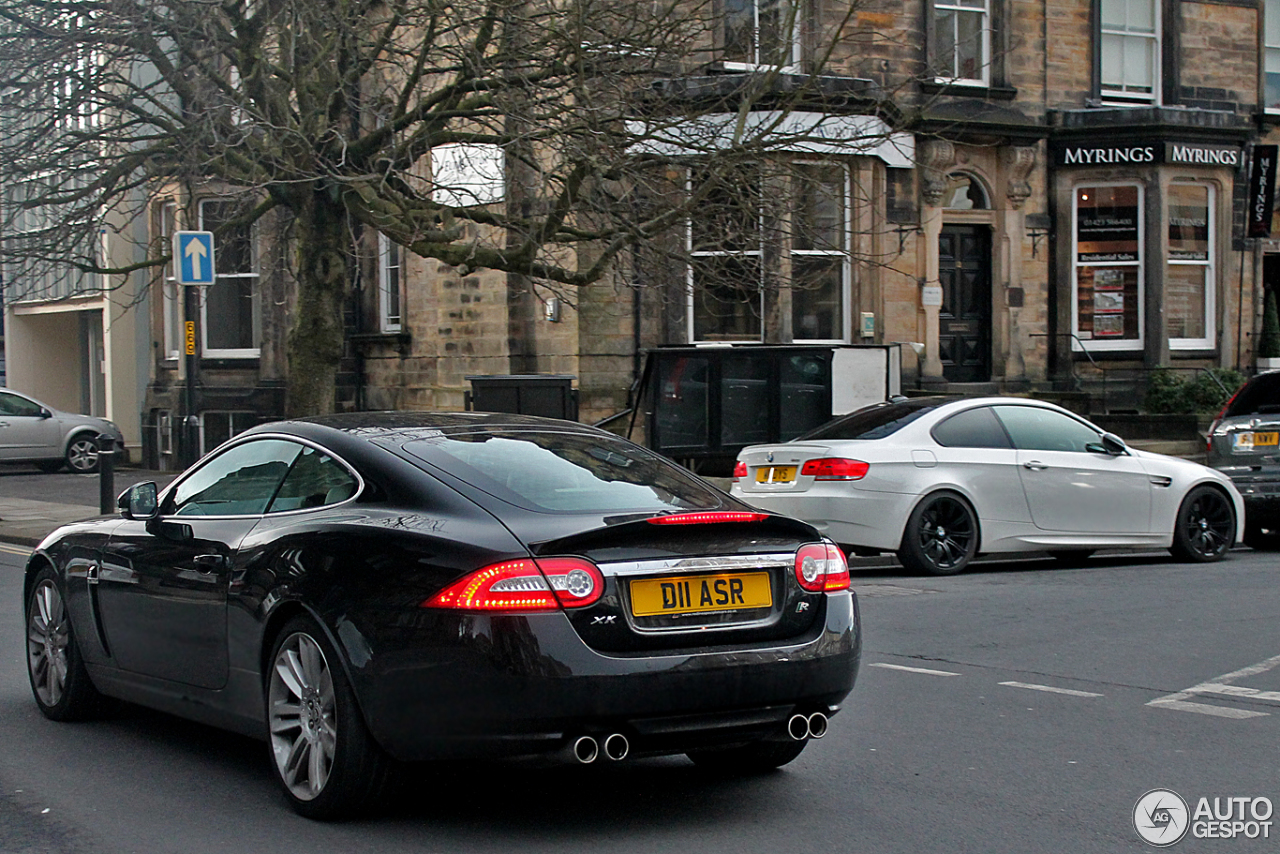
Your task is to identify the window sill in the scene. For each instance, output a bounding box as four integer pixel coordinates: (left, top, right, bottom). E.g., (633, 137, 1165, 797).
(350, 331, 412, 355)
(921, 81, 1017, 101)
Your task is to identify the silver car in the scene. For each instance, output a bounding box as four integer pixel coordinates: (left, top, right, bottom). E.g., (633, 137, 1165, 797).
(0, 388, 125, 473)
(732, 396, 1245, 575)
(1206, 370, 1280, 549)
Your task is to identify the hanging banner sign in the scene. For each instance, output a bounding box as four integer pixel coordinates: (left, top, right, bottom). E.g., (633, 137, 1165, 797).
(1247, 145, 1278, 238)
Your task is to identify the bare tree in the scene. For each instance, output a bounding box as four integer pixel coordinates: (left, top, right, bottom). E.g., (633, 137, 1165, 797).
(0, 0, 895, 414)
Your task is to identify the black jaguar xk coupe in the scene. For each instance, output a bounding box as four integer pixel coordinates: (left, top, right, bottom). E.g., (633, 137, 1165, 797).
(23, 413, 860, 818)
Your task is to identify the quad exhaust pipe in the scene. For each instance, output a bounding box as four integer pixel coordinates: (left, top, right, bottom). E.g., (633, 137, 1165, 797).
(572, 732, 630, 763)
(787, 712, 830, 741)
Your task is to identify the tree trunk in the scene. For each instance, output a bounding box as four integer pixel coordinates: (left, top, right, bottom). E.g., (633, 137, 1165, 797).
(285, 191, 350, 416)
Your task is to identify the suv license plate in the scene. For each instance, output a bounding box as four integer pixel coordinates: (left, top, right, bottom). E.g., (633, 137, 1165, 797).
(630, 572, 772, 617)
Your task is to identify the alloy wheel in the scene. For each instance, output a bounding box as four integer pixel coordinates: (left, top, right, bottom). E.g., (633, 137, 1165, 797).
(1181, 491, 1233, 559)
(66, 438, 100, 473)
(268, 632, 338, 801)
(27, 581, 70, 707)
(917, 496, 975, 570)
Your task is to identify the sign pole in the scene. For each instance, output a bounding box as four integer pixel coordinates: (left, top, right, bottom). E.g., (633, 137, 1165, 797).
(173, 230, 215, 467)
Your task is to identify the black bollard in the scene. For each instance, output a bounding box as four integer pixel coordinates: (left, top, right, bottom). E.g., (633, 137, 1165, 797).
(98, 433, 116, 515)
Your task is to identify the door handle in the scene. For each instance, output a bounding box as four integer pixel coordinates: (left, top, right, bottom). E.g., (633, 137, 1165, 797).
(1022, 460, 1048, 471)
(193, 554, 228, 573)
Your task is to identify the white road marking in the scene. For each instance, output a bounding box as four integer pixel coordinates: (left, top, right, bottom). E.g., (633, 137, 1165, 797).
(1147, 652, 1280, 720)
(869, 663, 960, 677)
(998, 681, 1103, 698)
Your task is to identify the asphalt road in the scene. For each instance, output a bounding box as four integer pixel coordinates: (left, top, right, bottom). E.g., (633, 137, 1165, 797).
(2, 543, 1279, 853)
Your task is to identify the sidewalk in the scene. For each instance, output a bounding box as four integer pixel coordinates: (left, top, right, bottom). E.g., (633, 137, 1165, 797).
(0, 467, 177, 548)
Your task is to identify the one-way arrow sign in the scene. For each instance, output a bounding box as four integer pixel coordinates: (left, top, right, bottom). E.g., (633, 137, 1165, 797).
(174, 231, 216, 286)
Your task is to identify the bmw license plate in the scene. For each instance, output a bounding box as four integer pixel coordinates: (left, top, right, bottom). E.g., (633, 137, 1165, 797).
(630, 572, 772, 617)
(755, 465, 796, 484)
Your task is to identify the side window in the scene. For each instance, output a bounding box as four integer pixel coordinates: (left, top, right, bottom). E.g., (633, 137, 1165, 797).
(0, 392, 43, 417)
(268, 446, 360, 513)
(993, 406, 1102, 453)
(169, 439, 302, 516)
(931, 407, 1011, 448)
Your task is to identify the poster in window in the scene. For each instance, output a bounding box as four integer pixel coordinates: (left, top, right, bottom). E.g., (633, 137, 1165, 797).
(1167, 184, 1210, 262)
(1076, 186, 1140, 263)
(1093, 268, 1124, 290)
(1094, 291, 1124, 313)
(1093, 314, 1125, 337)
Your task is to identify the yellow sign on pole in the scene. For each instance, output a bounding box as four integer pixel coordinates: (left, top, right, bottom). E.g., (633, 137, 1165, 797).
(184, 321, 196, 356)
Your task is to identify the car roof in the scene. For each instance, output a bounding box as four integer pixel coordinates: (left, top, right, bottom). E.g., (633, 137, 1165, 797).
(245, 411, 611, 441)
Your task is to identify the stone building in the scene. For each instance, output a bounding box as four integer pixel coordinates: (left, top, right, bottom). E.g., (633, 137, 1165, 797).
(110, 0, 1280, 466)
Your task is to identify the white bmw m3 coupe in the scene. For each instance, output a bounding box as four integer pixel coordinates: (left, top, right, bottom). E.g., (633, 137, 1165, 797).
(731, 397, 1245, 575)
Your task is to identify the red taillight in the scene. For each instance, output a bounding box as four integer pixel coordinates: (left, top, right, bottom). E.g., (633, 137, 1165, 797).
(800, 458, 869, 481)
(423, 557, 603, 612)
(732, 461, 747, 482)
(648, 511, 769, 525)
(794, 543, 851, 592)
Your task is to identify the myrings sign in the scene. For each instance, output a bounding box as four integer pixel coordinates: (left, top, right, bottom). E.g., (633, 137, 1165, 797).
(1246, 145, 1278, 238)
(1056, 141, 1242, 168)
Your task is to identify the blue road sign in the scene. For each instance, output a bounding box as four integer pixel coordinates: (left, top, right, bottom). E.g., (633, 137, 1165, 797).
(174, 231, 216, 286)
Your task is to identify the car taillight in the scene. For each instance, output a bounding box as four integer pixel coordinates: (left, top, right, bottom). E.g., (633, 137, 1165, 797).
(800, 458, 869, 481)
(423, 557, 603, 611)
(648, 511, 769, 525)
(733, 461, 747, 481)
(793, 543, 850, 592)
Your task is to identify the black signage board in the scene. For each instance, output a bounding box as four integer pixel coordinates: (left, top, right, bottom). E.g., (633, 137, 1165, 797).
(1056, 141, 1242, 168)
(1247, 145, 1278, 238)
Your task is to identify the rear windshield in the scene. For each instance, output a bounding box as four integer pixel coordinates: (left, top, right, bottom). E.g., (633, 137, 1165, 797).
(1225, 373, 1280, 417)
(403, 430, 723, 514)
(797, 398, 951, 441)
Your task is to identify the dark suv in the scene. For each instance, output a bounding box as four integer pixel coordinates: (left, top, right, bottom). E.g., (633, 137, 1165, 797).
(1206, 371, 1280, 548)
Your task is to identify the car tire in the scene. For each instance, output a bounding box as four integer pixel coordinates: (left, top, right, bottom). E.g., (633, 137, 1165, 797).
(64, 435, 100, 474)
(266, 616, 396, 820)
(25, 567, 108, 721)
(1243, 522, 1280, 551)
(897, 490, 979, 576)
(1169, 486, 1235, 563)
(686, 739, 808, 773)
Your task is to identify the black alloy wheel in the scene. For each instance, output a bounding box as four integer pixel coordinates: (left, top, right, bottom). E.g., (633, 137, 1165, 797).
(64, 436, 100, 473)
(686, 739, 808, 772)
(25, 567, 107, 720)
(1170, 486, 1235, 562)
(266, 616, 396, 819)
(898, 490, 979, 576)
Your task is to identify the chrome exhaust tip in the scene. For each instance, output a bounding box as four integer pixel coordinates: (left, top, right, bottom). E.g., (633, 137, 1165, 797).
(807, 712, 829, 739)
(787, 713, 811, 741)
(603, 733, 630, 761)
(573, 735, 599, 764)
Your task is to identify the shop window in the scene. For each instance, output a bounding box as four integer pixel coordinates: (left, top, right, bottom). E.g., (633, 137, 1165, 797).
(1166, 183, 1214, 350)
(1267, 0, 1280, 113)
(791, 164, 848, 341)
(378, 232, 402, 332)
(723, 0, 800, 70)
(198, 199, 260, 358)
(931, 0, 990, 85)
(1073, 184, 1143, 350)
(1099, 0, 1159, 104)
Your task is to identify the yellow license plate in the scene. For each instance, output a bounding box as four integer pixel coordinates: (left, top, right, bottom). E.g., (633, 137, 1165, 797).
(755, 465, 797, 484)
(1255, 432, 1279, 447)
(630, 572, 772, 617)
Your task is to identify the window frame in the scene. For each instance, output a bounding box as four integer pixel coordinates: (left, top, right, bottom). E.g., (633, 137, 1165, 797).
(1166, 182, 1216, 352)
(378, 232, 403, 333)
(789, 161, 852, 343)
(197, 198, 260, 359)
(720, 0, 802, 72)
(686, 166, 766, 344)
(1266, 0, 1280, 114)
(1098, 0, 1161, 106)
(159, 202, 181, 362)
(930, 0, 992, 87)
(1071, 181, 1145, 353)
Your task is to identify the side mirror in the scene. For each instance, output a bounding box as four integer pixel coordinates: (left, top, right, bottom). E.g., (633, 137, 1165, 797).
(40, 408, 53, 419)
(118, 482, 159, 520)
(1101, 432, 1127, 455)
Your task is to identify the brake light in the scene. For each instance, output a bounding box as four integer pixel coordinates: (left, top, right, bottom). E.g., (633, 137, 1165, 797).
(800, 458, 869, 481)
(733, 461, 747, 481)
(793, 543, 851, 592)
(648, 511, 769, 525)
(423, 557, 603, 611)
